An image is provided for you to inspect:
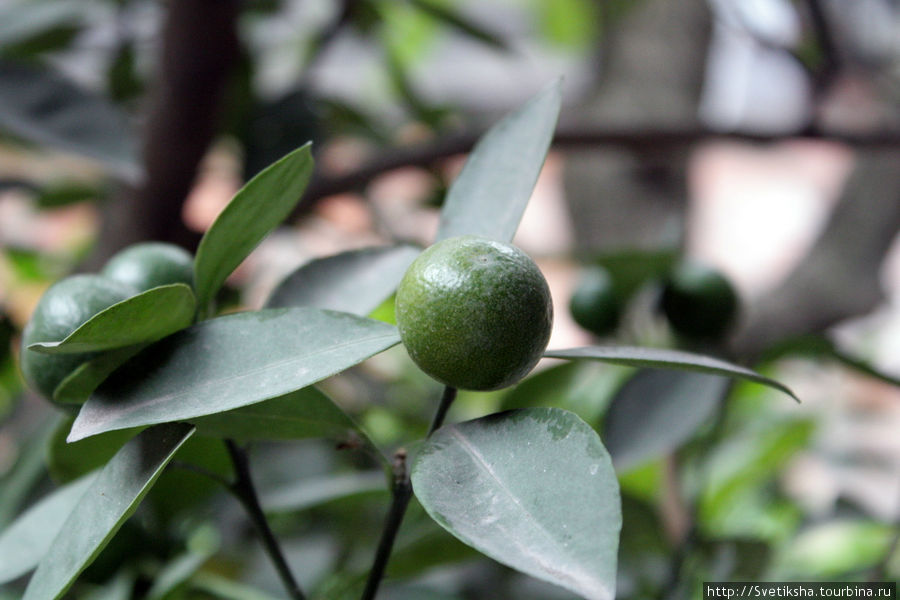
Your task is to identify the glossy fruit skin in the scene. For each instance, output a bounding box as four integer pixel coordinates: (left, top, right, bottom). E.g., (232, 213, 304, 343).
(569, 265, 620, 336)
(660, 261, 739, 340)
(395, 235, 553, 391)
(102, 242, 194, 292)
(20, 274, 135, 401)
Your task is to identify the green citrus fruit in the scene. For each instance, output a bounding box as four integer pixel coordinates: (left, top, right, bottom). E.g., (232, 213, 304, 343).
(102, 242, 194, 292)
(395, 235, 553, 391)
(20, 274, 136, 402)
(660, 261, 739, 340)
(569, 265, 620, 336)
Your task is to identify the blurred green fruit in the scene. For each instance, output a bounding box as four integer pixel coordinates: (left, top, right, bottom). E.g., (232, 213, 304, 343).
(395, 235, 553, 391)
(569, 265, 620, 336)
(102, 242, 194, 292)
(660, 261, 739, 340)
(20, 274, 136, 402)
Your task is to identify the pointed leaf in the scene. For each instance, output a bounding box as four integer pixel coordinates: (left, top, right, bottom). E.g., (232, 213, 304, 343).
(194, 144, 313, 314)
(545, 346, 799, 402)
(191, 386, 375, 450)
(29, 284, 195, 354)
(0, 59, 138, 179)
(604, 370, 729, 471)
(436, 81, 561, 243)
(265, 245, 421, 315)
(23, 423, 194, 600)
(412, 408, 620, 600)
(53, 344, 146, 405)
(70, 308, 400, 441)
(0, 472, 97, 584)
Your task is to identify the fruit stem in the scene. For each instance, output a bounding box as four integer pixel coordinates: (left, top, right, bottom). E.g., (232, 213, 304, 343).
(225, 440, 307, 600)
(360, 385, 458, 600)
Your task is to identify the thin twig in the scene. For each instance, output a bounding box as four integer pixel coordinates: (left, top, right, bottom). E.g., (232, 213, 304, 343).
(225, 440, 307, 600)
(360, 385, 458, 600)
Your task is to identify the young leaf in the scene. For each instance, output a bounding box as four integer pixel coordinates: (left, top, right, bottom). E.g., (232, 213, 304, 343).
(191, 386, 376, 451)
(603, 370, 729, 471)
(29, 284, 195, 354)
(69, 308, 400, 441)
(265, 245, 421, 316)
(436, 80, 561, 243)
(412, 408, 620, 600)
(0, 472, 97, 584)
(22, 423, 194, 600)
(0, 59, 138, 179)
(545, 346, 799, 402)
(194, 143, 313, 314)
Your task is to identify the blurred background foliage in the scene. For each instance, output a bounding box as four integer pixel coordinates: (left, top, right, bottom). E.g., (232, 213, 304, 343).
(1, 0, 899, 598)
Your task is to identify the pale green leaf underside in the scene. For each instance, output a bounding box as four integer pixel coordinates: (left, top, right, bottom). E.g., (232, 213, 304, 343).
(412, 408, 620, 600)
(23, 423, 194, 600)
(69, 308, 400, 441)
(436, 80, 561, 243)
(0, 472, 97, 584)
(545, 346, 799, 402)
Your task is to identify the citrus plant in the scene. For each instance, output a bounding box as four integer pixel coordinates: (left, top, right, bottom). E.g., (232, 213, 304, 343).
(3, 83, 800, 600)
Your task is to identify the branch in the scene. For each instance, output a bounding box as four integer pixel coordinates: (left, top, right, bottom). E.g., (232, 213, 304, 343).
(297, 125, 900, 209)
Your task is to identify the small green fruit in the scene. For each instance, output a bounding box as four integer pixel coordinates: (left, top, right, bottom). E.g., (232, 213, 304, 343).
(569, 265, 620, 336)
(20, 274, 136, 402)
(660, 261, 739, 340)
(395, 235, 553, 391)
(102, 242, 194, 292)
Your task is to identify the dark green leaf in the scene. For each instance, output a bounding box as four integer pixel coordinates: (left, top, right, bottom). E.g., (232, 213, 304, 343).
(53, 344, 146, 405)
(266, 245, 421, 316)
(0, 2, 84, 55)
(412, 408, 620, 600)
(192, 386, 377, 451)
(436, 80, 561, 243)
(0, 59, 138, 179)
(194, 144, 313, 314)
(604, 370, 728, 471)
(0, 415, 59, 526)
(189, 573, 284, 600)
(0, 472, 97, 584)
(24, 423, 193, 600)
(46, 417, 137, 483)
(262, 471, 387, 513)
(69, 308, 400, 441)
(545, 346, 799, 402)
(768, 335, 900, 388)
(410, 0, 508, 51)
(34, 181, 105, 208)
(30, 284, 195, 354)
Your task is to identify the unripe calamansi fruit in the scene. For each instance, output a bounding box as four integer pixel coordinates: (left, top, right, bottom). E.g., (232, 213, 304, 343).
(102, 242, 194, 292)
(395, 235, 553, 391)
(20, 274, 136, 401)
(660, 260, 739, 341)
(569, 265, 620, 337)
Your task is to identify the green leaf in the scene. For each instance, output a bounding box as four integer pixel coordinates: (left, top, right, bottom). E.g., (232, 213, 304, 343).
(262, 470, 387, 513)
(412, 408, 620, 600)
(545, 346, 799, 402)
(46, 417, 137, 483)
(0, 415, 58, 526)
(0, 2, 84, 50)
(190, 572, 285, 600)
(603, 370, 728, 471)
(0, 472, 97, 584)
(23, 423, 193, 600)
(410, 0, 509, 51)
(29, 284, 195, 354)
(53, 344, 146, 405)
(265, 245, 421, 316)
(0, 59, 138, 179)
(192, 386, 376, 450)
(194, 144, 313, 314)
(436, 81, 561, 243)
(69, 308, 400, 441)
